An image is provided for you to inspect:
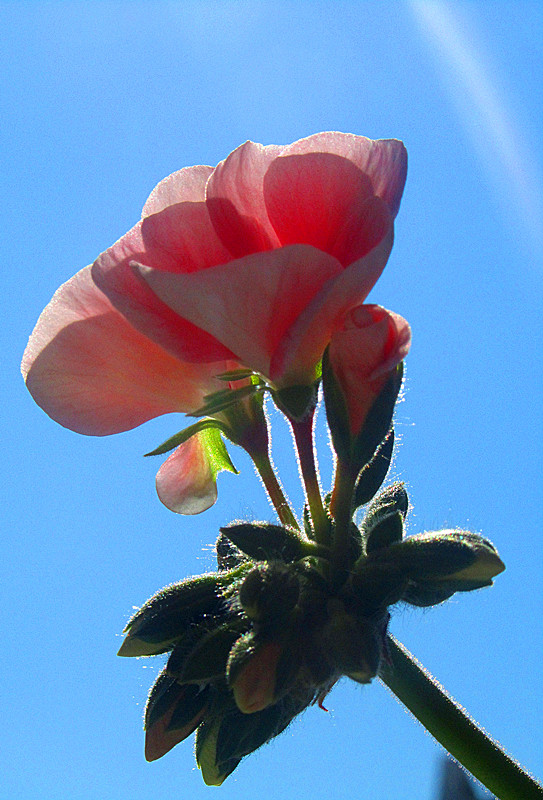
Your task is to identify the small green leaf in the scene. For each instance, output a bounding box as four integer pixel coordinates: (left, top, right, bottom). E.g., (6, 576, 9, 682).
(190, 384, 260, 418)
(144, 418, 230, 457)
(216, 369, 257, 381)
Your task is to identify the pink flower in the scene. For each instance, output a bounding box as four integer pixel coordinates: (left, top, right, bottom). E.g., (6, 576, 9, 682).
(328, 304, 411, 437)
(22, 133, 407, 507)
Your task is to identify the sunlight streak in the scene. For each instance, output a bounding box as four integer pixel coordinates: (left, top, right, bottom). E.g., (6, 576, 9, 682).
(409, 0, 543, 259)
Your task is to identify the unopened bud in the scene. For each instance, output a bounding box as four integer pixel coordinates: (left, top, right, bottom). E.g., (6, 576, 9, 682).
(144, 669, 209, 762)
(238, 563, 300, 623)
(118, 565, 250, 657)
(227, 634, 282, 714)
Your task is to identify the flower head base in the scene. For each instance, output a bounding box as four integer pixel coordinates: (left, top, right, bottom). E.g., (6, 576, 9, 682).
(118, 479, 504, 784)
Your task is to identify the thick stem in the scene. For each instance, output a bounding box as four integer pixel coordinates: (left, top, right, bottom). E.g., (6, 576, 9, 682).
(291, 412, 329, 545)
(252, 450, 299, 530)
(379, 635, 543, 800)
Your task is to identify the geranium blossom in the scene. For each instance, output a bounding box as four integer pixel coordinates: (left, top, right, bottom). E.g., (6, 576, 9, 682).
(22, 132, 407, 510)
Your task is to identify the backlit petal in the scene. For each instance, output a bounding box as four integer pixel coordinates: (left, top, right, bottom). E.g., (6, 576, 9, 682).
(22, 266, 229, 435)
(134, 245, 342, 382)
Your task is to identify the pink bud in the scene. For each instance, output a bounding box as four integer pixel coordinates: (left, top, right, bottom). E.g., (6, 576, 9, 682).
(329, 305, 411, 436)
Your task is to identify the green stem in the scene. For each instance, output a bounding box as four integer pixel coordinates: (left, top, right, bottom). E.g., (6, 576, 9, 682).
(329, 458, 356, 585)
(291, 412, 329, 545)
(379, 635, 543, 800)
(252, 451, 299, 530)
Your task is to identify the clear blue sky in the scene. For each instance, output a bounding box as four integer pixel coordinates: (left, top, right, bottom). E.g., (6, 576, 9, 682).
(2, 2, 542, 798)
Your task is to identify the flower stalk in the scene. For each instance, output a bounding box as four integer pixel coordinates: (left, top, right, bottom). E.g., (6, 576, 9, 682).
(379, 635, 543, 800)
(251, 449, 299, 530)
(290, 412, 329, 545)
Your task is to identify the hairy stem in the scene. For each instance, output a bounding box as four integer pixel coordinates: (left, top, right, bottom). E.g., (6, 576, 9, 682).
(379, 635, 543, 800)
(291, 412, 329, 545)
(329, 458, 356, 585)
(252, 451, 299, 530)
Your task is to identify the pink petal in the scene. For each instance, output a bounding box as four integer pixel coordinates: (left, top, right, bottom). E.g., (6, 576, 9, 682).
(264, 152, 376, 261)
(140, 201, 232, 274)
(133, 244, 342, 381)
(206, 140, 284, 257)
(22, 266, 230, 435)
(91, 220, 234, 364)
(270, 224, 394, 386)
(142, 165, 213, 217)
(280, 132, 407, 218)
(155, 432, 221, 515)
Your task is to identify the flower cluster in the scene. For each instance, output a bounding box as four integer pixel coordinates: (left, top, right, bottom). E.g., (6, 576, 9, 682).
(118, 471, 503, 785)
(22, 132, 506, 787)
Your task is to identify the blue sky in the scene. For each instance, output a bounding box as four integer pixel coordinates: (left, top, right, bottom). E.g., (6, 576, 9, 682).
(2, 2, 542, 798)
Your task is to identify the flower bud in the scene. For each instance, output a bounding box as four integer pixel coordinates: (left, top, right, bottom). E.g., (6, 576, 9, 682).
(118, 565, 250, 657)
(196, 717, 241, 786)
(323, 305, 410, 472)
(221, 521, 316, 563)
(238, 563, 300, 623)
(227, 634, 283, 713)
(384, 530, 505, 584)
(168, 622, 247, 684)
(143, 669, 210, 762)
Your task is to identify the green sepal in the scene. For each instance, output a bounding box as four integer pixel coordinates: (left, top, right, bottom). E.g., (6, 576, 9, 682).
(350, 363, 404, 475)
(199, 426, 239, 484)
(225, 631, 258, 689)
(353, 428, 395, 509)
(216, 369, 256, 381)
(322, 346, 351, 462)
(144, 417, 231, 457)
(272, 382, 319, 422)
(220, 521, 319, 563)
(189, 384, 261, 418)
(118, 565, 250, 656)
(144, 668, 182, 730)
(361, 482, 408, 535)
(196, 717, 241, 786)
(400, 582, 457, 608)
(175, 623, 246, 684)
(144, 672, 209, 762)
(167, 684, 211, 732)
(365, 512, 405, 554)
